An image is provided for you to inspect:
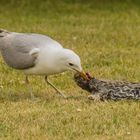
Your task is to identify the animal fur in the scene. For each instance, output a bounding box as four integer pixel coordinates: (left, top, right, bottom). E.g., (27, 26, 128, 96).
(74, 73, 140, 101)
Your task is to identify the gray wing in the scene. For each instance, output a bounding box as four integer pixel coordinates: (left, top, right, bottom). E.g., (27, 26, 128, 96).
(0, 30, 62, 70)
(0, 45, 37, 70)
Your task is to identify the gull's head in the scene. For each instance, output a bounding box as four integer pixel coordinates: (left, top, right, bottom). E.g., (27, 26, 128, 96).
(55, 48, 88, 79)
(64, 49, 82, 72)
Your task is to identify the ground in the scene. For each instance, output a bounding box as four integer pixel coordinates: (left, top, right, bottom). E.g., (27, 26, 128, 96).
(0, 0, 140, 140)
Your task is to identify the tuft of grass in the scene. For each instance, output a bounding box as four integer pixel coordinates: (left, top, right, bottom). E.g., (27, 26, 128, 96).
(0, 0, 140, 139)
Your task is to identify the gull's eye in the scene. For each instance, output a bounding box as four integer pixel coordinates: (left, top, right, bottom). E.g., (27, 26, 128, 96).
(69, 63, 74, 66)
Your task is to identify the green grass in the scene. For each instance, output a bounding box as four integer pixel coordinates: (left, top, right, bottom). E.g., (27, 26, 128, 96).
(0, 0, 140, 139)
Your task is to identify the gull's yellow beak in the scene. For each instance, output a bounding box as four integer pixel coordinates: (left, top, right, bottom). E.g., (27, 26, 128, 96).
(79, 71, 89, 80)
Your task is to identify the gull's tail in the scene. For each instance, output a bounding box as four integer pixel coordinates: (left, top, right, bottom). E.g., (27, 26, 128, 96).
(0, 29, 10, 37)
(0, 29, 10, 51)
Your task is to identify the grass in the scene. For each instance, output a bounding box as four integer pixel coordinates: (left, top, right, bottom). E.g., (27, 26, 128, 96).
(0, 0, 140, 139)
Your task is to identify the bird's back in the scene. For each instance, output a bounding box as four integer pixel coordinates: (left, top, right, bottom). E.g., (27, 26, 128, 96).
(0, 29, 62, 50)
(0, 29, 62, 69)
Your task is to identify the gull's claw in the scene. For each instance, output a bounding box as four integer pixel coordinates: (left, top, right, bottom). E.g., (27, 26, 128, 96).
(45, 76, 67, 99)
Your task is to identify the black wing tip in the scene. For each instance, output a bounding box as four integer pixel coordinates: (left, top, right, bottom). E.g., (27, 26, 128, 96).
(0, 29, 10, 37)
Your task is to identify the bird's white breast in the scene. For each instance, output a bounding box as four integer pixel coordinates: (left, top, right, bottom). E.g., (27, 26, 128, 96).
(23, 46, 65, 76)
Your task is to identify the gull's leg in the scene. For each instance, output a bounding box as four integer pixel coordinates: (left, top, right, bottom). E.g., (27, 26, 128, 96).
(25, 76, 34, 99)
(45, 76, 67, 98)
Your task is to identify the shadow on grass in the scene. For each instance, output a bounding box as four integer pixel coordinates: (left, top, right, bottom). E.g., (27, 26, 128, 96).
(1, 93, 140, 105)
(66, 95, 88, 100)
(0, 90, 89, 103)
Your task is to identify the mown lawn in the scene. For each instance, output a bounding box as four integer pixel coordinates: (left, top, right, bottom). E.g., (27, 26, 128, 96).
(0, 0, 140, 139)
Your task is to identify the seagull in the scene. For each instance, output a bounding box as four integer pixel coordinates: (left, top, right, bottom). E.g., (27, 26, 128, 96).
(0, 29, 87, 98)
